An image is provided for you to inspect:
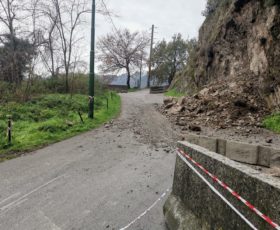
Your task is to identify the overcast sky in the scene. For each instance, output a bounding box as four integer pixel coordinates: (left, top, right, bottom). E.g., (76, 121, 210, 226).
(81, 0, 206, 65)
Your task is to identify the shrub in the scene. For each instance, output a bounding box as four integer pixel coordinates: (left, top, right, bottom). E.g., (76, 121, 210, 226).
(202, 0, 232, 17)
(38, 122, 68, 133)
(264, 0, 280, 7)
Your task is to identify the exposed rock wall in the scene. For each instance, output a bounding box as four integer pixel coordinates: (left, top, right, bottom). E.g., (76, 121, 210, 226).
(173, 0, 280, 96)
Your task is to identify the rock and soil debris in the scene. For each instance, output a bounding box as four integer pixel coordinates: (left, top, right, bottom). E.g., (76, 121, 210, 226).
(160, 77, 269, 132)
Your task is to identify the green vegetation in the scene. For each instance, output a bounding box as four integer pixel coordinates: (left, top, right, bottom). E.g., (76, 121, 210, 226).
(152, 34, 190, 85)
(0, 93, 121, 162)
(0, 74, 99, 103)
(164, 89, 185, 98)
(202, 0, 232, 17)
(263, 113, 280, 133)
(265, 0, 280, 7)
(128, 87, 140, 92)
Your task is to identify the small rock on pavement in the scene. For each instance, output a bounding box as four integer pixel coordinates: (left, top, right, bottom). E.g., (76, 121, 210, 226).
(266, 138, 273, 144)
(105, 124, 110, 128)
(164, 148, 171, 153)
(189, 125, 202, 132)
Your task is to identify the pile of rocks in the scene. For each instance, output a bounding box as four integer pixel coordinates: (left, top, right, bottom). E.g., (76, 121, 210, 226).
(160, 78, 270, 132)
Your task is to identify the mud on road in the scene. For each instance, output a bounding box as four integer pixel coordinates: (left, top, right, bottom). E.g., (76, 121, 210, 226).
(0, 90, 180, 230)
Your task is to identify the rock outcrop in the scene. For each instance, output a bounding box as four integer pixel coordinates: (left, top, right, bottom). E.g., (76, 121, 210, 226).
(172, 0, 280, 97)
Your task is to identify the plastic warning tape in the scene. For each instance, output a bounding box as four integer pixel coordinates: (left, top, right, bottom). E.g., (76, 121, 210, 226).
(177, 148, 280, 230)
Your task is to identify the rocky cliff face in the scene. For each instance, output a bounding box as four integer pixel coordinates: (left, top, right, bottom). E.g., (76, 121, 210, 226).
(174, 0, 280, 97)
(163, 0, 280, 130)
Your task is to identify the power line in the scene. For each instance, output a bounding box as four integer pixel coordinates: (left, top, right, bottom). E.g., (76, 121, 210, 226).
(100, 0, 119, 35)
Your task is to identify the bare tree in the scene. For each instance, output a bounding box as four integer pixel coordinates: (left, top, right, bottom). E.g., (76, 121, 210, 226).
(0, 0, 19, 37)
(0, 0, 117, 92)
(36, 0, 60, 78)
(97, 29, 149, 89)
(52, 0, 90, 93)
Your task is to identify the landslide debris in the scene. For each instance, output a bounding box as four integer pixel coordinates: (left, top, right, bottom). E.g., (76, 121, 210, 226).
(159, 76, 269, 131)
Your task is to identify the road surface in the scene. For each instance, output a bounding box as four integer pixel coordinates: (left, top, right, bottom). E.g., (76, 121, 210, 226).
(0, 90, 180, 230)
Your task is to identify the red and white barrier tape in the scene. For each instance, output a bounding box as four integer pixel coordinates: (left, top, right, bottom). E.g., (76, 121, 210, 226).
(177, 148, 280, 230)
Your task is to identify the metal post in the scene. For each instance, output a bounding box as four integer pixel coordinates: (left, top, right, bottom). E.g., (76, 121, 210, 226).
(78, 111, 84, 124)
(7, 116, 12, 145)
(148, 24, 154, 88)
(88, 0, 96, 119)
(106, 97, 109, 111)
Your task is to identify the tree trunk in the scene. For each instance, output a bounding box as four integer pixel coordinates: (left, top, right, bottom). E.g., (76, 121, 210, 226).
(168, 74, 173, 86)
(126, 67, 131, 89)
(65, 69, 69, 93)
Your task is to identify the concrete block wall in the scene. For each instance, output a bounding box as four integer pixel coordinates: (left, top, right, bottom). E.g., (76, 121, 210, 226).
(164, 142, 280, 230)
(184, 133, 280, 167)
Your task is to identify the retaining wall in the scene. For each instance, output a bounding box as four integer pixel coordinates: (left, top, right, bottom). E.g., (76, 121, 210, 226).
(184, 133, 280, 167)
(164, 141, 280, 230)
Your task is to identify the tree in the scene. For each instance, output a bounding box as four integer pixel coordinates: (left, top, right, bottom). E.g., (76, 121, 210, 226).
(36, 0, 60, 79)
(0, 35, 35, 83)
(152, 34, 188, 85)
(202, 0, 219, 17)
(97, 29, 149, 89)
(0, 0, 29, 84)
(52, 0, 90, 93)
(202, 0, 232, 17)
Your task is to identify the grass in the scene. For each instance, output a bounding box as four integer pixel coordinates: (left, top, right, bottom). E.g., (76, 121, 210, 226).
(263, 113, 280, 133)
(0, 93, 121, 162)
(128, 87, 140, 92)
(164, 89, 185, 98)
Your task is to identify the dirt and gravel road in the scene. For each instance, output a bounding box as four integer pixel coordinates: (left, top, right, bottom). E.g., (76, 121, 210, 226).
(0, 90, 180, 230)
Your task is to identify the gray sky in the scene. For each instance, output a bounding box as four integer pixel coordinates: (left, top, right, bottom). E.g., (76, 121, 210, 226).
(82, 0, 206, 70)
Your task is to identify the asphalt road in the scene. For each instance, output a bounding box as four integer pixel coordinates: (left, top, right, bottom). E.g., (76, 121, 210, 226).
(0, 90, 179, 230)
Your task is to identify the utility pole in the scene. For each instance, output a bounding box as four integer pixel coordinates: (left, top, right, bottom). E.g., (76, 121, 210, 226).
(88, 0, 96, 119)
(148, 24, 154, 88)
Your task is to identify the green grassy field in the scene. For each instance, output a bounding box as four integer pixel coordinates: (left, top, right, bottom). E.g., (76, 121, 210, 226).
(164, 89, 185, 97)
(0, 93, 121, 162)
(263, 113, 280, 133)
